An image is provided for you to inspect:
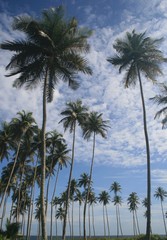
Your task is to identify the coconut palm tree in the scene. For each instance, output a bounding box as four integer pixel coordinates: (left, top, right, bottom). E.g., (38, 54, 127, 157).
(59, 100, 89, 239)
(0, 111, 37, 215)
(1, 7, 92, 239)
(151, 84, 167, 128)
(154, 187, 167, 235)
(82, 111, 110, 239)
(110, 182, 123, 236)
(127, 192, 140, 236)
(107, 30, 165, 240)
(98, 190, 111, 237)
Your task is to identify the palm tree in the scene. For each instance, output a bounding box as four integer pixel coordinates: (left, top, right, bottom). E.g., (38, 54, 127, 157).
(82, 111, 110, 239)
(1, 7, 92, 240)
(154, 187, 167, 235)
(0, 111, 37, 212)
(107, 30, 165, 240)
(0, 121, 13, 162)
(127, 192, 140, 236)
(110, 182, 123, 236)
(151, 84, 167, 128)
(59, 100, 89, 239)
(98, 190, 111, 237)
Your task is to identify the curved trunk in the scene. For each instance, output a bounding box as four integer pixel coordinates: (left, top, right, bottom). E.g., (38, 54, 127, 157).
(137, 65, 151, 240)
(41, 73, 48, 240)
(0, 140, 21, 208)
(83, 132, 96, 240)
(62, 122, 76, 240)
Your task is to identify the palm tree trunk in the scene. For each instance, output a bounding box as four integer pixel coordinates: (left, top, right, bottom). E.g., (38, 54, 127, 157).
(117, 205, 123, 236)
(41, 73, 48, 240)
(161, 200, 167, 235)
(26, 162, 38, 240)
(105, 205, 110, 238)
(62, 122, 76, 240)
(91, 204, 96, 237)
(45, 170, 52, 216)
(103, 204, 106, 237)
(116, 205, 119, 237)
(137, 65, 151, 240)
(50, 166, 60, 240)
(135, 210, 140, 235)
(17, 165, 24, 222)
(83, 132, 96, 240)
(0, 141, 21, 209)
(79, 203, 81, 238)
(0, 194, 8, 228)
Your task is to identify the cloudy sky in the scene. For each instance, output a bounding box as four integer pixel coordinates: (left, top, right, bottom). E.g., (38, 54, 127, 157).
(1, 0, 167, 236)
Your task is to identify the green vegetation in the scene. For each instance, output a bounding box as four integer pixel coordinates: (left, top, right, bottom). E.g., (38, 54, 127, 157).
(1, 4, 167, 240)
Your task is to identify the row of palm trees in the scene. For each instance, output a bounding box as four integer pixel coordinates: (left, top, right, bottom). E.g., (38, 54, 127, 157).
(0, 100, 109, 239)
(1, 4, 167, 240)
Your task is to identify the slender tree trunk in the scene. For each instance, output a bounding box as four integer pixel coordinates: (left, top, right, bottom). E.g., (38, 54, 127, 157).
(137, 66, 151, 240)
(41, 74, 48, 240)
(161, 200, 167, 235)
(117, 205, 123, 236)
(91, 204, 96, 237)
(105, 205, 110, 238)
(62, 122, 76, 240)
(135, 210, 140, 235)
(45, 170, 52, 216)
(17, 165, 24, 222)
(88, 204, 91, 238)
(83, 132, 96, 240)
(0, 141, 21, 208)
(79, 203, 81, 238)
(50, 166, 60, 240)
(103, 204, 106, 237)
(116, 205, 119, 237)
(0, 194, 8, 228)
(26, 162, 38, 240)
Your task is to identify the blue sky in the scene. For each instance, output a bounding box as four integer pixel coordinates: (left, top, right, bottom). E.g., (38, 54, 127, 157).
(1, 0, 167, 236)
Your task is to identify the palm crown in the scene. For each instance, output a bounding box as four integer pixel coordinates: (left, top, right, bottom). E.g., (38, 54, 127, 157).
(107, 30, 165, 87)
(1, 7, 92, 102)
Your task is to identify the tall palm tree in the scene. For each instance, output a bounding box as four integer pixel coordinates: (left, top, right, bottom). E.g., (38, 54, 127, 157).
(154, 187, 167, 235)
(98, 190, 111, 237)
(1, 7, 92, 240)
(82, 111, 110, 239)
(127, 192, 140, 236)
(110, 182, 123, 236)
(59, 100, 89, 239)
(107, 30, 165, 240)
